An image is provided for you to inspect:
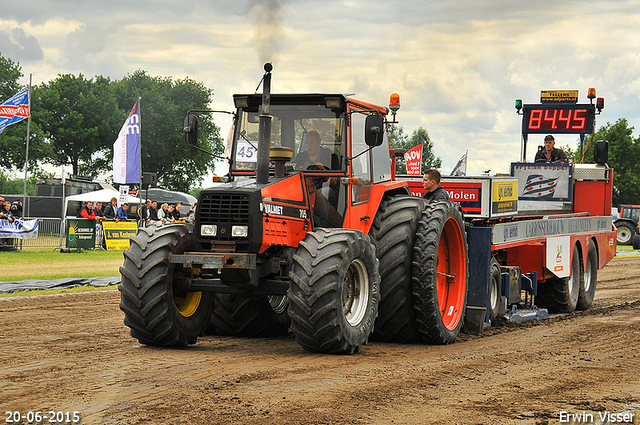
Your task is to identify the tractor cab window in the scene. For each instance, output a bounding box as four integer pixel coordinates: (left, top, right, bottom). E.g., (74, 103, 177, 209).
(233, 104, 345, 173)
(622, 207, 640, 222)
(350, 112, 372, 204)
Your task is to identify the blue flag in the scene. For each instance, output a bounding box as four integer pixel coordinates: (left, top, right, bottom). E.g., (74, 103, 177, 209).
(0, 87, 30, 135)
(113, 99, 141, 184)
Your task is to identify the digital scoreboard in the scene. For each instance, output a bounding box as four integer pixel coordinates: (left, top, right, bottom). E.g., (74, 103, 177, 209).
(522, 104, 595, 134)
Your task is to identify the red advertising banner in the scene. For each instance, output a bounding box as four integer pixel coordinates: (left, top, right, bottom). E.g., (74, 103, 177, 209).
(404, 144, 422, 175)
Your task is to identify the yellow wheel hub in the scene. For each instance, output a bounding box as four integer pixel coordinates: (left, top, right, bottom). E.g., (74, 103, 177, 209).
(174, 291, 202, 317)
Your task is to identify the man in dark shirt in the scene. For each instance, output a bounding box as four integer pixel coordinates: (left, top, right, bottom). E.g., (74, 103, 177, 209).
(173, 203, 183, 220)
(104, 197, 120, 222)
(10, 199, 23, 218)
(422, 169, 450, 202)
(534, 135, 568, 163)
(94, 201, 106, 219)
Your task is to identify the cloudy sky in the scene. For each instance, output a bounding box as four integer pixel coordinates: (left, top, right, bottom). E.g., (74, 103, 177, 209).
(2, 0, 640, 181)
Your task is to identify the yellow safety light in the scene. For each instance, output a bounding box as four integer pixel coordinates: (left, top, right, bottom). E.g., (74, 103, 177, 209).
(587, 88, 596, 99)
(389, 93, 401, 112)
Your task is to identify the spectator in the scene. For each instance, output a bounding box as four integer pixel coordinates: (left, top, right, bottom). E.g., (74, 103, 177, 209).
(10, 199, 23, 218)
(157, 203, 172, 224)
(187, 203, 196, 221)
(138, 200, 152, 226)
(173, 203, 183, 220)
(103, 197, 119, 222)
(149, 200, 159, 223)
(167, 205, 176, 222)
(0, 196, 5, 220)
(118, 203, 130, 221)
(80, 201, 105, 221)
(94, 201, 106, 220)
(1, 202, 16, 223)
(422, 169, 450, 202)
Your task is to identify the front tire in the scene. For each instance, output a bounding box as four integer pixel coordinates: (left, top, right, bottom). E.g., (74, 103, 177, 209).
(288, 229, 380, 354)
(118, 224, 214, 346)
(412, 201, 468, 345)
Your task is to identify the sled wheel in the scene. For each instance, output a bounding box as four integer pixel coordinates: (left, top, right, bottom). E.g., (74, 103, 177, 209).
(489, 257, 502, 322)
(118, 223, 214, 346)
(577, 239, 598, 310)
(369, 195, 424, 342)
(288, 228, 380, 354)
(412, 201, 468, 344)
(537, 243, 582, 313)
(210, 293, 290, 337)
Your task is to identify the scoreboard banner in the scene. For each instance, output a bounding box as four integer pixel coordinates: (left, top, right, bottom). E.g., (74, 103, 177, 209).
(522, 104, 595, 134)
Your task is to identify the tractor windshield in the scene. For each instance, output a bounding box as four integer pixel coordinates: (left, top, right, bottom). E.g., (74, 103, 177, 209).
(232, 103, 345, 172)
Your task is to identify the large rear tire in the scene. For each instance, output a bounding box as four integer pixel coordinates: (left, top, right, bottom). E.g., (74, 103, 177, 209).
(537, 243, 582, 313)
(288, 229, 380, 354)
(412, 201, 468, 345)
(210, 294, 290, 337)
(119, 224, 214, 346)
(368, 195, 424, 342)
(616, 223, 634, 245)
(577, 240, 598, 310)
(633, 234, 640, 250)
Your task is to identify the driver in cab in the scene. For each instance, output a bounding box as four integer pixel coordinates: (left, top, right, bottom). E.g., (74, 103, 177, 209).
(293, 131, 339, 171)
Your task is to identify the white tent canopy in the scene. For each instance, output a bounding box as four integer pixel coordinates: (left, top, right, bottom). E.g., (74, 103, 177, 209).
(64, 188, 142, 217)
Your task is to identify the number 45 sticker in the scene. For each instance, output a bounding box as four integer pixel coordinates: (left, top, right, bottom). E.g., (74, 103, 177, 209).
(236, 141, 258, 162)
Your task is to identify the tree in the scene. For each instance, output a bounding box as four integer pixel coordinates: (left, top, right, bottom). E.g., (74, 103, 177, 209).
(112, 70, 222, 192)
(0, 55, 21, 98)
(0, 168, 48, 196)
(578, 119, 640, 206)
(0, 54, 48, 170)
(31, 74, 122, 176)
(388, 124, 442, 174)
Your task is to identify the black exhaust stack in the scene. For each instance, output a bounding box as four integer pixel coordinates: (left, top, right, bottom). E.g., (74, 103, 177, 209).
(257, 63, 273, 185)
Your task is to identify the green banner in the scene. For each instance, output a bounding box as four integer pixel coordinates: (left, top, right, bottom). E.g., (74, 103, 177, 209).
(66, 219, 96, 249)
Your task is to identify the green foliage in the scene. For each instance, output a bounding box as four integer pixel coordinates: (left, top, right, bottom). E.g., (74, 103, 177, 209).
(32, 74, 121, 176)
(0, 169, 38, 195)
(387, 124, 442, 174)
(190, 187, 203, 198)
(0, 55, 22, 99)
(580, 119, 640, 206)
(0, 55, 49, 170)
(111, 70, 222, 192)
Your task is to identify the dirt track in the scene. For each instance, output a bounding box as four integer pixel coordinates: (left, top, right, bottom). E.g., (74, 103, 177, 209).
(1, 256, 639, 425)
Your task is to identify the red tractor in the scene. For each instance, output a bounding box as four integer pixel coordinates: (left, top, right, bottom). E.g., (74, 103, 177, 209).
(614, 204, 640, 246)
(118, 64, 469, 354)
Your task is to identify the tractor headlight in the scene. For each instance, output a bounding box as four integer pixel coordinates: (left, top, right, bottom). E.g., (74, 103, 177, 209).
(201, 224, 217, 236)
(231, 225, 248, 238)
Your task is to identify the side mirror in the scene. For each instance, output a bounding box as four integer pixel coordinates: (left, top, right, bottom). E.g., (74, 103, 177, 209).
(184, 114, 199, 146)
(365, 114, 384, 147)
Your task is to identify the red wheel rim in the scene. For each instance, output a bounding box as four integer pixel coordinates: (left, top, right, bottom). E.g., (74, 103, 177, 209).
(436, 216, 467, 330)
